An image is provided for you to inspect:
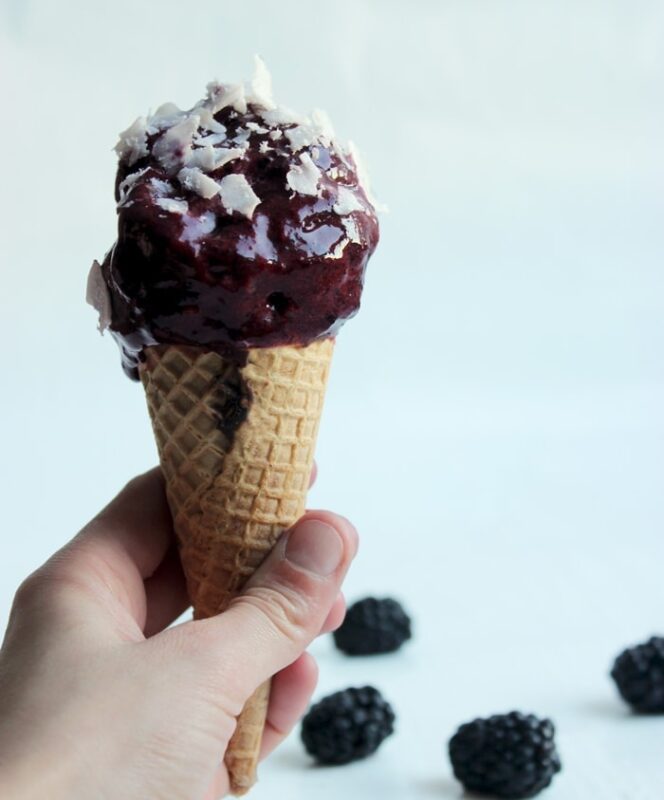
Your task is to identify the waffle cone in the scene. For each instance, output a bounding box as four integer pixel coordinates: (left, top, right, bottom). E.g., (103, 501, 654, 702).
(139, 338, 334, 795)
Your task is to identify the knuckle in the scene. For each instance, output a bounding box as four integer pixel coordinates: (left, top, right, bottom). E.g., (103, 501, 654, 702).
(11, 571, 69, 623)
(236, 584, 314, 644)
(159, 624, 246, 714)
(165, 618, 208, 657)
(12, 571, 45, 609)
(122, 474, 144, 494)
(169, 621, 232, 673)
(12, 553, 91, 618)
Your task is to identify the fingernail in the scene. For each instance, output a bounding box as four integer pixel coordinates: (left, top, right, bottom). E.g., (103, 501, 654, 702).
(285, 519, 344, 576)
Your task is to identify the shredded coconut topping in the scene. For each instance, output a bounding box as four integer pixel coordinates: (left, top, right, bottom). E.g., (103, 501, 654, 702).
(344, 216, 362, 244)
(113, 58, 382, 217)
(153, 115, 199, 171)
(178, 167, 220, 199)
(189, 145, 245, 172)
(206, 82, 247, 115)
(196, 107, 226, 134)
(247, 55, 275, 110)
(214, 146, 246, 168)
(115, 117, 148, 165)
(188, 145, 217, 171)
(311, 109, 335, 142)
(260, 106, 306, 127)
(333, 186, 366, 216)
(156, 198, 189, 215)
(149, 177, 172, 197)
(285, 124, 317, 152)
(86, 260, 112, 332)
(246, 121, 268, 134)
(286, 153, 321, 196)
(218, 174, 261, 218)
(118, 167, 150, 206)
(148, 102, 183, 132)
(195, 132, 228, 147)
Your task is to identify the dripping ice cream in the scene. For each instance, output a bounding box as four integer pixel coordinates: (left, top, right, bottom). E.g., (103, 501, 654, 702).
(88, 57, 380, 378)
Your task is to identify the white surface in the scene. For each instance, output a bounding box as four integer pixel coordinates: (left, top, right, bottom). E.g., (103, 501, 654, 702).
(1, 1, 664, 797)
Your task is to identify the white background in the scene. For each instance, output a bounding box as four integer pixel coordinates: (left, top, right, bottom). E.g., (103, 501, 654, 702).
(1, 1, 664, 797)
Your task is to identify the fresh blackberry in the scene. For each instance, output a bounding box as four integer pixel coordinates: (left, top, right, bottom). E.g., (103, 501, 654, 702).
(301, 686, 395, 765)
(333, 597, 412, 655)
(448, 711, 562, 798)
(611, 636, 664, 712)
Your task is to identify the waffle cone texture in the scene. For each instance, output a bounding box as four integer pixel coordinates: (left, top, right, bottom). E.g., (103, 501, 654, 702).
(140, 338, 334, 795)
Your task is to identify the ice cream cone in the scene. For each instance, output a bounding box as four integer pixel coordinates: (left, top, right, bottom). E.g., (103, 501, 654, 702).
(139, 337, 334, 795)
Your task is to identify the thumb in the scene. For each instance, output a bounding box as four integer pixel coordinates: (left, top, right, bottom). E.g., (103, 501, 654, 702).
(158, 512, 357, 706)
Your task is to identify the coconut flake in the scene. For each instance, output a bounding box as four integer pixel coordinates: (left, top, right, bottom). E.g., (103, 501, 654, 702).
(206, 81, 247, 114)
(344, 216, 362, 244)
(330, 238, 349, 259)
(156, 198, 189, 214)
(333, 186, 365, 216)
(261, 106, 306, 127)
(197, 107, 227, 134)
(117, 167, 150, 206)
(247, 55, 275, 110)
(233, 129, 252, 147)
(269, 129, 282, 141)
(188, 145, 217, 171)
(153, 115, 200, 171)
(147, 102, 182, 132)
(218, 174, 260, 218)
(245, 121, 268, 133)
(190, 144, 245, 171)
(86, 260, 112, 333)
(149, 177, 172, 197)
(285, 123, 318, 152)
(311, 108, 335, 142)
(195, 132, 228, 147)
(214, 147, 246, 169)
(178, 167, 220, 199)
(115, 116, 149, 165)
(152, 101, 181, 118)
(286, 153, 321, 197)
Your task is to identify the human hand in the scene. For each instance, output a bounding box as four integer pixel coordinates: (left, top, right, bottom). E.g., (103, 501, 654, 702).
(0, 469, 357, 800)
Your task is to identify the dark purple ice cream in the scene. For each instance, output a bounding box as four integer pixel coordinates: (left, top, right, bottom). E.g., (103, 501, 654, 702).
(88, 59, 380, 379)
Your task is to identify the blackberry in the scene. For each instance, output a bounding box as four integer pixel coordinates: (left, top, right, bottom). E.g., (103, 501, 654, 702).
(301, 686, 395, 765)
(448, 711, 562, 798)
(333, 597, 412, 655)
(611, 636, 664, 712)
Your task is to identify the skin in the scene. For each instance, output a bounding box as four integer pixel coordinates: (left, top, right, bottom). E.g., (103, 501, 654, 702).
(0, 468, 357, 799)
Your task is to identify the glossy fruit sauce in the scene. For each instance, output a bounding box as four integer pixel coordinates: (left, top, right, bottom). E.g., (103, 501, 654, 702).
(98, 95, 379, 379)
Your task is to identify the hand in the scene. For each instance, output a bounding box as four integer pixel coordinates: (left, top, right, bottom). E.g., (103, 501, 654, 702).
(0, 469, 357, 800)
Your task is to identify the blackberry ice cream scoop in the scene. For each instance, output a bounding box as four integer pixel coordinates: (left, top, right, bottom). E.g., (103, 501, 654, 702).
(88, 57, 380, 378)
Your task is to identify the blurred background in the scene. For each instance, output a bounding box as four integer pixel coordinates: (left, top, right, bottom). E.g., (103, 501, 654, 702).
(1, 1, 663, 797)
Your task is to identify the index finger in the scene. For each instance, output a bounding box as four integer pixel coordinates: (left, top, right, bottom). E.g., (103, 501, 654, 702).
(76, 467, 174, 580)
